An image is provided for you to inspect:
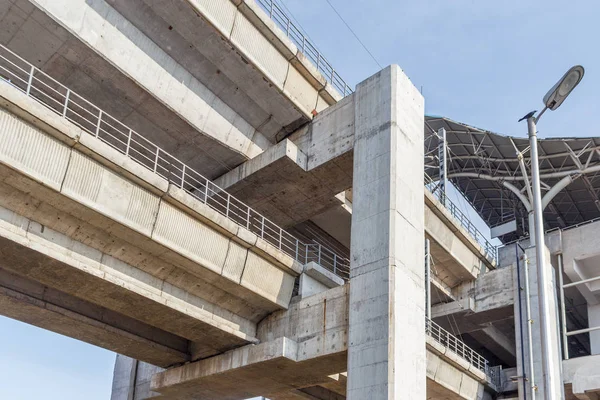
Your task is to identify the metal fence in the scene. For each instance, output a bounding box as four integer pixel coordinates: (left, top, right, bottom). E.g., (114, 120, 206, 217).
(255, 0, 353, 96)
(426, 318, 500, 387)
(424, 173, 498, 263)
(0, 44, 350, 280)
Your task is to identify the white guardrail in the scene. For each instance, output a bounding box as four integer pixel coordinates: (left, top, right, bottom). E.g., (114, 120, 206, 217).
(0, 44, 350, 280)
(255, 0, 353, 96)
(426, 318, 501, 388)
(425, 173, 498, 264)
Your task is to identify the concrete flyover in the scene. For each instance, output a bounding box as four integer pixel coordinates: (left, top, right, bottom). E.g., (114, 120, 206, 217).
(0, 1, 511, 394)
(0, 72, 311, 366)
(0, 49, 501, 399)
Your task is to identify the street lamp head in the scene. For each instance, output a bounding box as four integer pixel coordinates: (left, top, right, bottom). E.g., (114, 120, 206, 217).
(543, 65, 584, 111)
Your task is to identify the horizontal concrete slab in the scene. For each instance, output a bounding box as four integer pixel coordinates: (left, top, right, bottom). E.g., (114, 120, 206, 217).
(0, 268, 189, 368)
(151, 337, 347, 399)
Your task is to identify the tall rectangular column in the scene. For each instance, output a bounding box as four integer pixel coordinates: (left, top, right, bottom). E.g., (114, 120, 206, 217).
(347, 66, 425, 399)
(514, 246, 564, 399)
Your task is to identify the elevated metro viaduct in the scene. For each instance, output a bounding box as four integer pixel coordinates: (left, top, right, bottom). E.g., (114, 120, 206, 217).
(1, 0, 600, 399)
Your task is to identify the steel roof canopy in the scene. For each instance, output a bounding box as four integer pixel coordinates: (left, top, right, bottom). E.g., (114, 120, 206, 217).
(424, 116, 600, 243)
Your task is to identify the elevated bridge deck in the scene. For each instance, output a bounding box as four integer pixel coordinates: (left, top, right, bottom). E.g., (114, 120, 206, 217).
(0, 43, 500, 399)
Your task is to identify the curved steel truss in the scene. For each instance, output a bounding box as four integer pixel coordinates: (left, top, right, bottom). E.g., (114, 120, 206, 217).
(425, 116, 600, 242)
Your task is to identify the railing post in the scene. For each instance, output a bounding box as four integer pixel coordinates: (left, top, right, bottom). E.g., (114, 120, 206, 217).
(180, 164, 186, 188)
(278, 227, 282, 250)
(225, 193, 231, 218)
(125, 129, 132, 157)
(260, 216, 265, 239)
(25, 65, 34, 97)
(333, 253, 337, 275)
(269, 0, 273, 17)
(62, 89, 70, 117)
(286, 18, 290, 35)
(305, 243, 309, 263)
(301, 36, 305, 53)
(203, 180, 209, 204)
(295, 239, 299, 261)
(153, 147, 160, 173)
(95, 110, 103, 138)
(318, 244, 322, 265)
(246, 208, 251, 230)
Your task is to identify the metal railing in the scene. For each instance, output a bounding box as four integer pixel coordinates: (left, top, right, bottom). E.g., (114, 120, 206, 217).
(424, 174, 498, 263)
(255, 0, 353, 96)
(426, 318, 500, 387)
(0, 44, 350, 280)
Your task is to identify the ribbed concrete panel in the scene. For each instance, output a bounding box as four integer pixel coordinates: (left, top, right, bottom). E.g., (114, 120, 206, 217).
(61, 152, 160, 236)
(0, 109, 69, 191)
(152, 202, 229, 274)
(190, 0, 237, 36)
(283, 66, 318, 115)
(231, 13, 289, 89)
(222, 240, 248, 283)
(241, 251, 293, 307)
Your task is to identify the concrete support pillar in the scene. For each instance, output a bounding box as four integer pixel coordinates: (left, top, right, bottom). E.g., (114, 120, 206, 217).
(110, 355, 162, 400)
(514, 246, 564, 399)
(347, 66, 425, 399)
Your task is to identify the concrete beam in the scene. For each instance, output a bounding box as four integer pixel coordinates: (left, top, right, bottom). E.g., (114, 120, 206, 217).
(0, 272, 188, 368)
(214, 95, 355, 227)
(432, 266, 514, 331)
(151, 337, 347, 399)
(469, 327, 516, 366)
(0, 202, 257, 362)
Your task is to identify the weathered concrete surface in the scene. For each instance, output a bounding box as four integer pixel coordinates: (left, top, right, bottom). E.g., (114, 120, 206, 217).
(432, 266, 514, 328)
(299, 262, 344, 298)
(431, 265, 515, 366)
(151, 285, 349, 399)
(111, 355, 163, 400)
(563, 355, 600, 400)
(425, 190, 496, 286)
(105, 0, 340, 140)
(148, 284, 491, 399)
(512, 246, 563, 400)
(426, 348, 490, 400)
(214, 96, 355, 228)
(0, 267, 188, 368)
(0, 196, 269, 364)
(347, 66, 425, 399)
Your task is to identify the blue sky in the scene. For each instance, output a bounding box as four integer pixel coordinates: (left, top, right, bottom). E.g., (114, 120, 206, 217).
(1, 1, 599, 398)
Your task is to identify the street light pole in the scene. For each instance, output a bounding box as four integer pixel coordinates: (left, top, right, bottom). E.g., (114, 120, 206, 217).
(527, 115, 561, 399)
(518, 65, 584, 399)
